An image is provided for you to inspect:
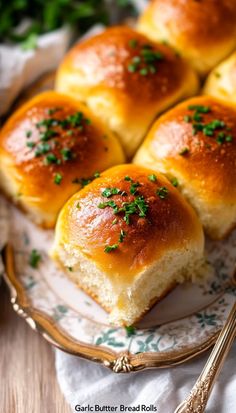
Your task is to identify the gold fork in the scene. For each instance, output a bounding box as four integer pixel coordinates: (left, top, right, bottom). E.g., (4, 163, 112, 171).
(174, 300, 236, 413)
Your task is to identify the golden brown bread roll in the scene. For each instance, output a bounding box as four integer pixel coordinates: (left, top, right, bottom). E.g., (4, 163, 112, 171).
(0, 91, 125, 228)
(203, 51, 236, 102)
(134, 96, 236, 239)
(137, 0, 236, 76)
(51, 164, 204, 326)
(55, 26, 199, 157)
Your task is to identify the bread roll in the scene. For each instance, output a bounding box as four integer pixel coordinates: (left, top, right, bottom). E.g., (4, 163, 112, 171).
(0, 91, 125, 228)
(203, 51, 236, 102)
(51, 164, 204, 326)
(137, 0, 236, 76)
(55, 26, 199, 157)
(134, 96, 236, 239)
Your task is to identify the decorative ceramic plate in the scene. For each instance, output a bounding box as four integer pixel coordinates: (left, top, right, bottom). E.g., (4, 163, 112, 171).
(1, 196, 236, 373)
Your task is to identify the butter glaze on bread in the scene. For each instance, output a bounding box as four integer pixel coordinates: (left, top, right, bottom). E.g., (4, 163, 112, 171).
(55, 26, 199, 157)
(137, 0, 236, 76)
(134, 96, 236, 239)
(203, 51, 236, 103)
(0, 91, 125, 228)
(51, 164, 204, 326)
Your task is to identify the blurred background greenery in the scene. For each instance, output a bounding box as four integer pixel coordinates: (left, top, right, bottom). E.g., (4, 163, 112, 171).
(0, 0, 138, 47)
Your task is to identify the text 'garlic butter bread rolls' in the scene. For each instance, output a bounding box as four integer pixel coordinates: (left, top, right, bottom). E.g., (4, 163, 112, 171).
(55, 26, 199, 157)
(134, 96, 236, 239)
(0, 91, 125, 228)
(51, 164, 204, 326)
(203, 51, 236, 103)
(137, 0, 236, 76)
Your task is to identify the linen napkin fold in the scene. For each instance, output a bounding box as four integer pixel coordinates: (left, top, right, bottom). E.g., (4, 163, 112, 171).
(55, 344, 236, 412)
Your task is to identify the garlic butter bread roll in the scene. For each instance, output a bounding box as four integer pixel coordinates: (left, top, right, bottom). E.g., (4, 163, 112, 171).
(0, 91, 125, 228)
(55, 26, 199, 157)
(203, 51, 236, 103)
(134, 96, 236, 239)
(137, 0, 236, 77)
(51, 164, 204, 326)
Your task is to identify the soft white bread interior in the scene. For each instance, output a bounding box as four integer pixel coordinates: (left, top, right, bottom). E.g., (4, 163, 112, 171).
(51, 164, 204, 326)
(134, 96, 236, 239)
(0, 91, 125, 228)
(55, 26, 199, 157)
(203, 51, 236, 103)
(137, 0, 236, 76)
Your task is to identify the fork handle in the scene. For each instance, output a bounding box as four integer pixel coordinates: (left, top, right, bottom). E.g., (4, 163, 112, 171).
(174, 301, 236, 413)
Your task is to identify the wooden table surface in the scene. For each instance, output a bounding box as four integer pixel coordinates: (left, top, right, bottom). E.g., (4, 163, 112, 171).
(0, 281, 71, 413)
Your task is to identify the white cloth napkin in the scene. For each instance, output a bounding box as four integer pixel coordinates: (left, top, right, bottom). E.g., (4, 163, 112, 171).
(0, 27, 72, 116)
(55, 344, 236, 412)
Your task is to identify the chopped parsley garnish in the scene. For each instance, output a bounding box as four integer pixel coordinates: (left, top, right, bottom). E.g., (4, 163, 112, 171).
(183, 105, 233, 145)
(26, 130, 32, 138)
(148, 174, 157, 182)
(34, 142, 51, 156)
(44, 153, 58, 165)
(188, 105, 210, 114)
(129, 39, 138, 48)
(26, 141, 36, 148)
(156, 186, 169, 199)
(61, 148, 73, 161)
(179, 147, 190, 156)
(112, 218, 118, 225)
(102, 187, 121, 198)
(29, 249, 41, 269)
(127, 43, 164, 76)
(76, 202, 80, 209)
(94, 171, 100, 178)
(104, 244, 119, 253)
(54, 173, 63, 185)
(119, 229, 127, 243)
(130, 181, 141, 195)
(124, 176, 132, 181)
(170, 177, 179, 187)
(140, 67, 148, 76)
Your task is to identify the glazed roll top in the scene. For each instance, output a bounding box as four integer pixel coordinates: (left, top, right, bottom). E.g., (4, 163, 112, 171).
(137, 0, 236, 76)
(51, 164, 204, 326)
(55, 26, 199, 157)
(134, 96, 236, 239)
(0, 91, 125, 228)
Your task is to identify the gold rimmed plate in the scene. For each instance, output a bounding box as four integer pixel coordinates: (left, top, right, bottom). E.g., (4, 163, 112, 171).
(1, 198, 236, 372)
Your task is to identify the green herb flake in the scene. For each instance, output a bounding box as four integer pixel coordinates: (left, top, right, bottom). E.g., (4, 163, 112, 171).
(188, 105, 210, 114)
(183, 115, 191, 123)
(44, 153, 58, 164)
(94, 171, 100, 178)
(26, 141, 36, 149)
(21, 33, 38, 51)
(128, 64, 137, 73)
(29, 249, 41, 269)
(156, 186, 169, 199)
(26, 130, 32, 138)
(148, 174, 157, 182)
(170, 177, 179, 187)
(102, 187, 120, 198)
(129, 39, 138, 48)
(139, 67, 148, 76)
(130, 181, 141, 195)
(54, 173, 63, 185)
(61, 148, 73, 161)
(112, 218, 118, 225)
(119, 229, 127, 243)
(76, 202, 80, 209)
(179, 147, 190, 156)
(104, 244, 119, 253)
